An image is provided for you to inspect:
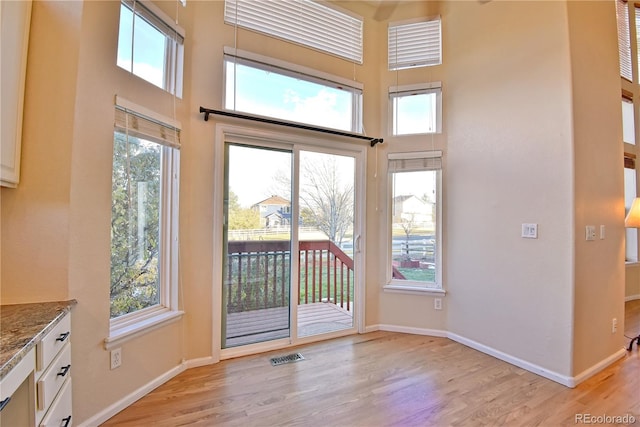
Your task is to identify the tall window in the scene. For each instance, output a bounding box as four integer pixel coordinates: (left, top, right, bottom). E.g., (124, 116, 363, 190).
(388, 17, 442, 70)
(117, 0, 184, 96)
(390, 83, 442, 135)
(110, 99, 180, 323)
(623, 92, 636, 145)
(387, 152, 442, 290)
(617, 0, 632, 81)
(224, 52, 363, 133)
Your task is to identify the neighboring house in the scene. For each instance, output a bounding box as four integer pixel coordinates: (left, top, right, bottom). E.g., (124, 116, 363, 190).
(251, 195, 291, 228)
(392, 195, 433, 228)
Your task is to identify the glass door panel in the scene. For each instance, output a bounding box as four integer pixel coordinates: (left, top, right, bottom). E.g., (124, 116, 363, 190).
(297, 150, 355, 338)
(222, 144, 292, 348)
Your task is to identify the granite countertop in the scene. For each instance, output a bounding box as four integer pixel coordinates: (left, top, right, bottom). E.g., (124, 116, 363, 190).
(0, 300, 77, 380)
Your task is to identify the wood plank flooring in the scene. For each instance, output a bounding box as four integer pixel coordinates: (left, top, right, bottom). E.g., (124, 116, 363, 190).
(102, 304, 640, 427)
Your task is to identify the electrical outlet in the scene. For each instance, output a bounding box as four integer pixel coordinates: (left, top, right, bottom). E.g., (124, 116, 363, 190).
(434, 298, 442, 310)
(110, 347, 122, 370)
(612, 318, 618, 334)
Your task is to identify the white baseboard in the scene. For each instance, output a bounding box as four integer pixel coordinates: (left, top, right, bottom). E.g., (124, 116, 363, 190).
(363, 324, 380, 333)
(625, 294, 640, 302)
(376, 324, 448, 338)
(368, 327, 627, 388)
(79, 363, 186, 427)
(447, 332, 574, 386)
(569, 348, 628, 387)
(183, 356, 216, 369)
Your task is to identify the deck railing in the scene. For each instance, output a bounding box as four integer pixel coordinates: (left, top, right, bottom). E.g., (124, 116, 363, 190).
(225, 240, 354, 314)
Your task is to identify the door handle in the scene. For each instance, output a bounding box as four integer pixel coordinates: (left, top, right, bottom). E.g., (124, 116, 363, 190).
(354, 235, 361, 253)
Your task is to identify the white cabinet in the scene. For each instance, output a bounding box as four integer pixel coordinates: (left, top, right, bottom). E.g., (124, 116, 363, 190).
(0, 348, 36, 426)
(0, 312, 73, 427)
(36, 313, 73, 426)
(1, 0, 32, 187)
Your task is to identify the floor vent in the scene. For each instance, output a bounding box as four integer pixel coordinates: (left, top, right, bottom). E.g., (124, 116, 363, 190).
(270, 353, 304, 366)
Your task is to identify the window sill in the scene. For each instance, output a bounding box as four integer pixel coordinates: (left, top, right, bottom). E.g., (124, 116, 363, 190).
(104, 308, 184, 350)
(626, 261, 640, 267)
(383, 284, 446, 296)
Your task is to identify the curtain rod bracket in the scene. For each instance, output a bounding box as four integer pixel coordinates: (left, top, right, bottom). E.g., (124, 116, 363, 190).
(199, 106, 383, 147)
(199, 106, 210, 122)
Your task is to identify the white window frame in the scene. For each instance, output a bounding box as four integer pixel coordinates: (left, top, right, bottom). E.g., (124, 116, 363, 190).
(117, 0, 185, 97)
(224, 0, 363, 63)
(223, 48, 363, 133)
(389, 82, 442, 136)
(388, 17, 442, 70)
(105, 97, 183, 349)
(385, 151, 443, 295)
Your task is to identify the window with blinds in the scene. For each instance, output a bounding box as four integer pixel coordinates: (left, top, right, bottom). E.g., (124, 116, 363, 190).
(617, 0, 632, 81)
(387, 151, 442, 290)
(388, 17, 442, 70)
(110, 98, 180, 323)
(114, 106, 181, 149)
(223, 0, 363, 63)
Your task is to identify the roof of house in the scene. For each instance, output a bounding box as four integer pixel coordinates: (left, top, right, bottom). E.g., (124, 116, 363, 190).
(253, 195, 291, 207)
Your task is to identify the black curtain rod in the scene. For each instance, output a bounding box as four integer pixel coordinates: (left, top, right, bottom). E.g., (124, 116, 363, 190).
(199, 107, 383, 147)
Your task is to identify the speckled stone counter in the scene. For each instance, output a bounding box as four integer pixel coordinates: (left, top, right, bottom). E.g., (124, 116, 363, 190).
(0, 300, 77, 380)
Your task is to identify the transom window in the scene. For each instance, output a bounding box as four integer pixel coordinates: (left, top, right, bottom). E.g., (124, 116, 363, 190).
(390, 83, 442, 136)
(388, 17, 442, 70)
(224, 51, 363, 133)
(224, 0, 363, 63)
(387, 151, 442, 290)
(117, 0, 184, 96)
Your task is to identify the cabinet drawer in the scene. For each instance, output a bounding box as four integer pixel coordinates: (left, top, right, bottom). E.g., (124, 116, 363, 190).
(0, 348, 34, 401)
(36, 343, 71, 418)
(39, 378, 72, 427)
(36, 313, 71, 375)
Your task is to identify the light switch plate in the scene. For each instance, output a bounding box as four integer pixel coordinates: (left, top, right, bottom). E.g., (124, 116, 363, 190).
(522, 223, 538, 239)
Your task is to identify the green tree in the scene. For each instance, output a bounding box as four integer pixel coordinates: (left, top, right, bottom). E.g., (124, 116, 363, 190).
(271, 156, 353, 244)
(110, 132, 162, 318)
(227, 191, 260, 230)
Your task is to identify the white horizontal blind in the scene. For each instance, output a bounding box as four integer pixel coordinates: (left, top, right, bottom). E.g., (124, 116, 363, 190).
(389, 18, 441, 70)
(115, 107, 181, 149)
(388, 151, 442, 173)
(224, 0, 363, 63)
(617, 0, 632, 81)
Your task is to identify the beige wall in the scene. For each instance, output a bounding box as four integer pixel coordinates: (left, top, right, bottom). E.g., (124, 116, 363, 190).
(568, 1, 626, 374)
(0, 0, 626, 423)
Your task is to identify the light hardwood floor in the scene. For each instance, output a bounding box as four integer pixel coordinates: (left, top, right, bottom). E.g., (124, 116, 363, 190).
(103, 305, 640, 426)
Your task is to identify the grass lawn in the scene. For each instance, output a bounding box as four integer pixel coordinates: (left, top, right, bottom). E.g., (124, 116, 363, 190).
(397, 268, 435, 282)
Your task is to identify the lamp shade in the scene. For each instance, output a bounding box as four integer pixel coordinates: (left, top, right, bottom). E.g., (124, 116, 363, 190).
(625, 197, 640, 228)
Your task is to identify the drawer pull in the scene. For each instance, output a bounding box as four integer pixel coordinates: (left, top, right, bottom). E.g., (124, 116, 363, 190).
(62, 415, 72, 427)
(57, 364, 71, 377)
(56, 332, 70, 342)
(0, 397, 11, 412)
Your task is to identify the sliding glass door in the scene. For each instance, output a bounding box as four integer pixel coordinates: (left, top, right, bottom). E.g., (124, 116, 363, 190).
(297, 150, 355, 338)
(221, 138, 362, 350)
(222, 144, 293, 348)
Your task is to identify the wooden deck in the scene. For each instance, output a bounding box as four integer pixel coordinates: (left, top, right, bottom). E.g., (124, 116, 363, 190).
(225, 302, 353, 347)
